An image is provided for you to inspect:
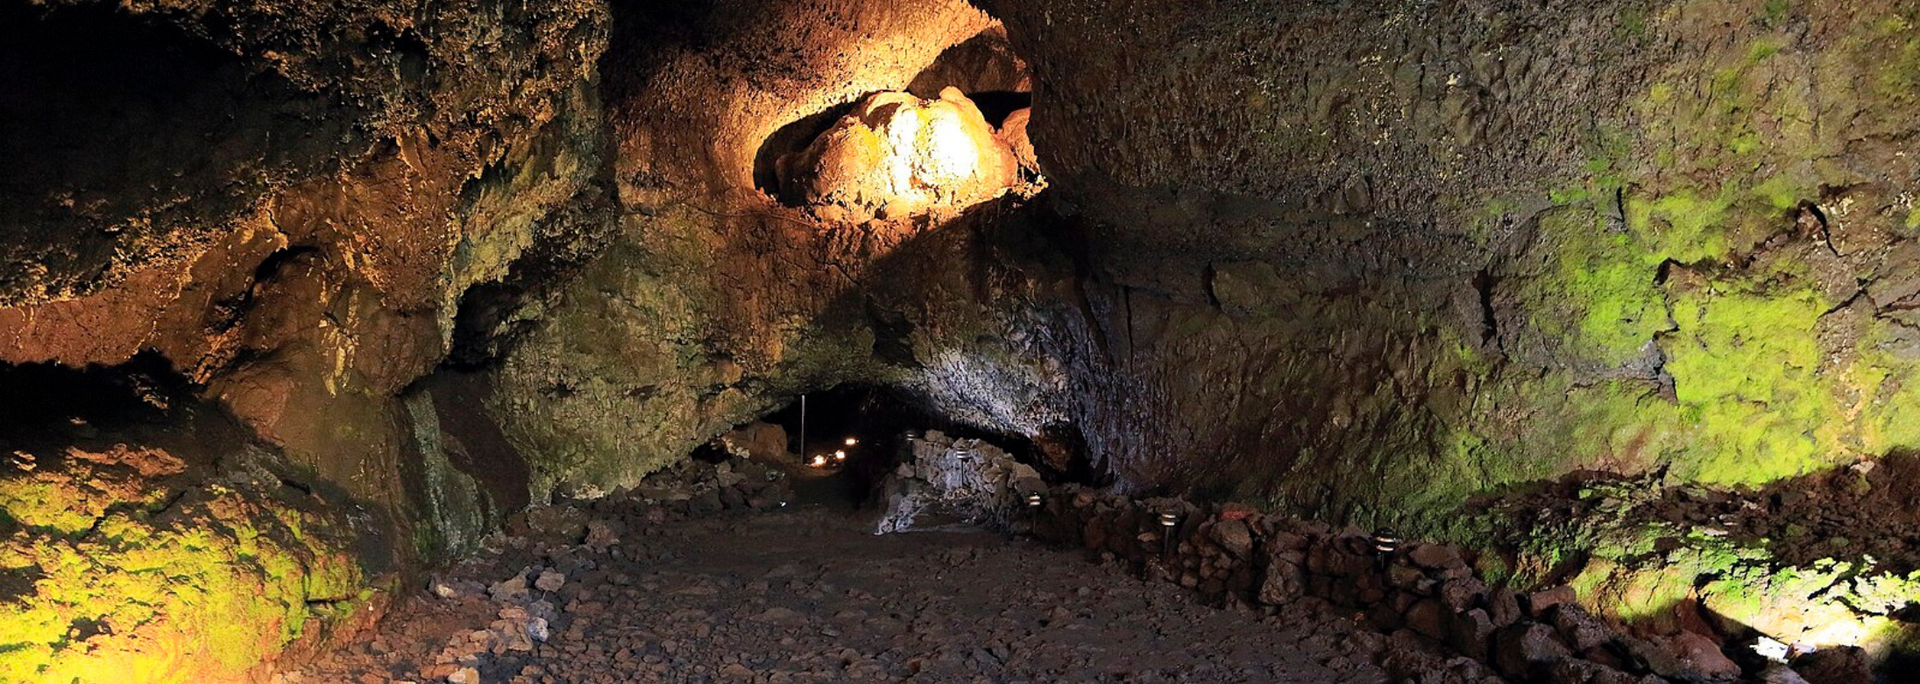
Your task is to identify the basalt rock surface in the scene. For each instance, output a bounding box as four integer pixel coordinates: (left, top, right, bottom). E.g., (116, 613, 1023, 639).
(5, 0, 1920, 680)
(973, 0, 1920, 527)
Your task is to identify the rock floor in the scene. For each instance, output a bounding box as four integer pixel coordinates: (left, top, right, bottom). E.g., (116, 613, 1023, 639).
(289, 505, 1401, 684)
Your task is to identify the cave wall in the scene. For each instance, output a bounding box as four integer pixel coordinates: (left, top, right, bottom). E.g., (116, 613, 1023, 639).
(0, 0, 611, 679)
(4, 0, 1920, 679)
(483, 0, 1078, 498)
(0, 0, 609, 520)
(976, 0, 1920, 532)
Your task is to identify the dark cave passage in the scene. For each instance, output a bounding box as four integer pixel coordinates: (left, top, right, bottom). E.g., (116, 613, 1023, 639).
(718, 384, 1049, 510)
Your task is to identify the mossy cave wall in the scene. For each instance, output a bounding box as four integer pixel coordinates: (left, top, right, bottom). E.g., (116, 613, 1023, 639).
(1, 0, 1919, 680)
(977, 0, 1920, 532)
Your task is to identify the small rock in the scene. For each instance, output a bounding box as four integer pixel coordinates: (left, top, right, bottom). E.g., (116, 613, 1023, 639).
(534, 570, 565, 592)
(584, 520, 621, 548)
(488, 575, 528, 602)
(1408, 543, 1465, 570)
(1211, 519, 1253, 558)
(1527, 585, 1578, 617)
(1547, 604, 1612, 651)
(447, 666, 480, 684)
(1543, 658, 1612, 684)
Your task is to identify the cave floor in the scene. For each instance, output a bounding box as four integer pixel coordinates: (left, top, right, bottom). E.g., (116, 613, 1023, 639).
(289, 504, 1394, 684)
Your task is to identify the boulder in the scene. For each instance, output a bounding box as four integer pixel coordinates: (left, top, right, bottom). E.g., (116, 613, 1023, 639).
(1633, 632, 1740, 682)
(1446, 608, 1497, 660)
(1487, 588, 1524, 627)
(1528, 585, 1579, 618)
(1408, 543, 1466, 570)
(717, 422, 792, 464)
(1438, 577, 1487, 612)
(1406, 598, 1447, 640)
(1257, 559, 1303, 605)
(1790, 647, 1872, 684)
(1211, 518, 1253, 558)
(1491, 622, 1573, 680)
(1547, 604, 1613, 651)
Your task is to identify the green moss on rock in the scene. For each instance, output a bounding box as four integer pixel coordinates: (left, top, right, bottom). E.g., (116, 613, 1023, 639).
(0, 447, 371, 684)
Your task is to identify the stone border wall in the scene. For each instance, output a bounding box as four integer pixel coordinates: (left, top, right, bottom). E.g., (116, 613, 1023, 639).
(1012, 484, 1864, 684)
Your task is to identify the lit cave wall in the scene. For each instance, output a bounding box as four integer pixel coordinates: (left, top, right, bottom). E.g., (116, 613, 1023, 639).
(0, 0, 1918, 680)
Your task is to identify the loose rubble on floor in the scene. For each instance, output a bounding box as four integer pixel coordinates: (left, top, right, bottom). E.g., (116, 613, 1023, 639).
(286, 437, 1889, 684)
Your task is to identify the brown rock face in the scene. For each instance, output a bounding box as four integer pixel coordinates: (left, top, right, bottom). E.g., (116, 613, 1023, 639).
(780, 88, 1021, 222)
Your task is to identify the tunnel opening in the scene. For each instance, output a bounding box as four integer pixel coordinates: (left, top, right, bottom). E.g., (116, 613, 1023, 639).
(711, 383, 1050, 511)
(0, 352, 193, 444)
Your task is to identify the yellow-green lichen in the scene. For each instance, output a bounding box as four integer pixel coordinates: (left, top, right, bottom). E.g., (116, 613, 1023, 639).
(0, 453, 368, 684)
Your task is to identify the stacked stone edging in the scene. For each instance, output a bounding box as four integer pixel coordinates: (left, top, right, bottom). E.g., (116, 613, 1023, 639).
(1017, 484, 1775, 684)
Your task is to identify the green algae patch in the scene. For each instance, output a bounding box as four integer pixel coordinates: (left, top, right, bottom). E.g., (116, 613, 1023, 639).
(1662, 279, 1836, 484)
(0, 446, 373, 684)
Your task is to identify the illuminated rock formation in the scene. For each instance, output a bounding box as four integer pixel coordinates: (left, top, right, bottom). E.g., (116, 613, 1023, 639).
(780, 88, 1020, 222)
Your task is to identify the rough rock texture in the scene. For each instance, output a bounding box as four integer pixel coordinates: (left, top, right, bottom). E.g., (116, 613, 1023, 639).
(970, 0, 1920, 528)
(0, 0, 608, 505)
(6, 0, 1920, 679)
(874, 430, 1046, 533)
(0, 1, 609, 680)
(486, 0, 1078, 500)
(779, 88, 1021, 223)
(0, 365, 391, 683)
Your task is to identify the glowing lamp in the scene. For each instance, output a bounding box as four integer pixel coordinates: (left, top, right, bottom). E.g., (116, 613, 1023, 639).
(844, 437, 858, 446)
(833, 450, 846, 461)
(1752, 636, 1789, 663)
(1371, 529, 1401, 555)
(1026, 493, 1042, 507)
(810, 455, 827, 467)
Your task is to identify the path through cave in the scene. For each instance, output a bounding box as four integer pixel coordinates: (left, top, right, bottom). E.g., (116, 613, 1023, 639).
(742, 384, 1050, 511)
(289, 489, 1389, 684)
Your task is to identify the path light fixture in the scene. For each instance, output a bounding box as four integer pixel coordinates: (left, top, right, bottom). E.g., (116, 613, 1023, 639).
(1026, 493, 1043, 507)
(844, 437, 858, 446)
(1159, 511, 1179, 555)
(1371, 528, 1400, 555)
(833, 450, 847, 462)
(810, 454, 828, 468)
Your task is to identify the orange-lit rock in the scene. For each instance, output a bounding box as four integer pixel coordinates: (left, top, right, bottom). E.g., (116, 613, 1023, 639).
(997, 107, 1037, 175)
(781, 87, 1018, 222)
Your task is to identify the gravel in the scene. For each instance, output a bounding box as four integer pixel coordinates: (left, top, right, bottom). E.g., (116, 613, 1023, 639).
(288, 504, 1398, 684)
